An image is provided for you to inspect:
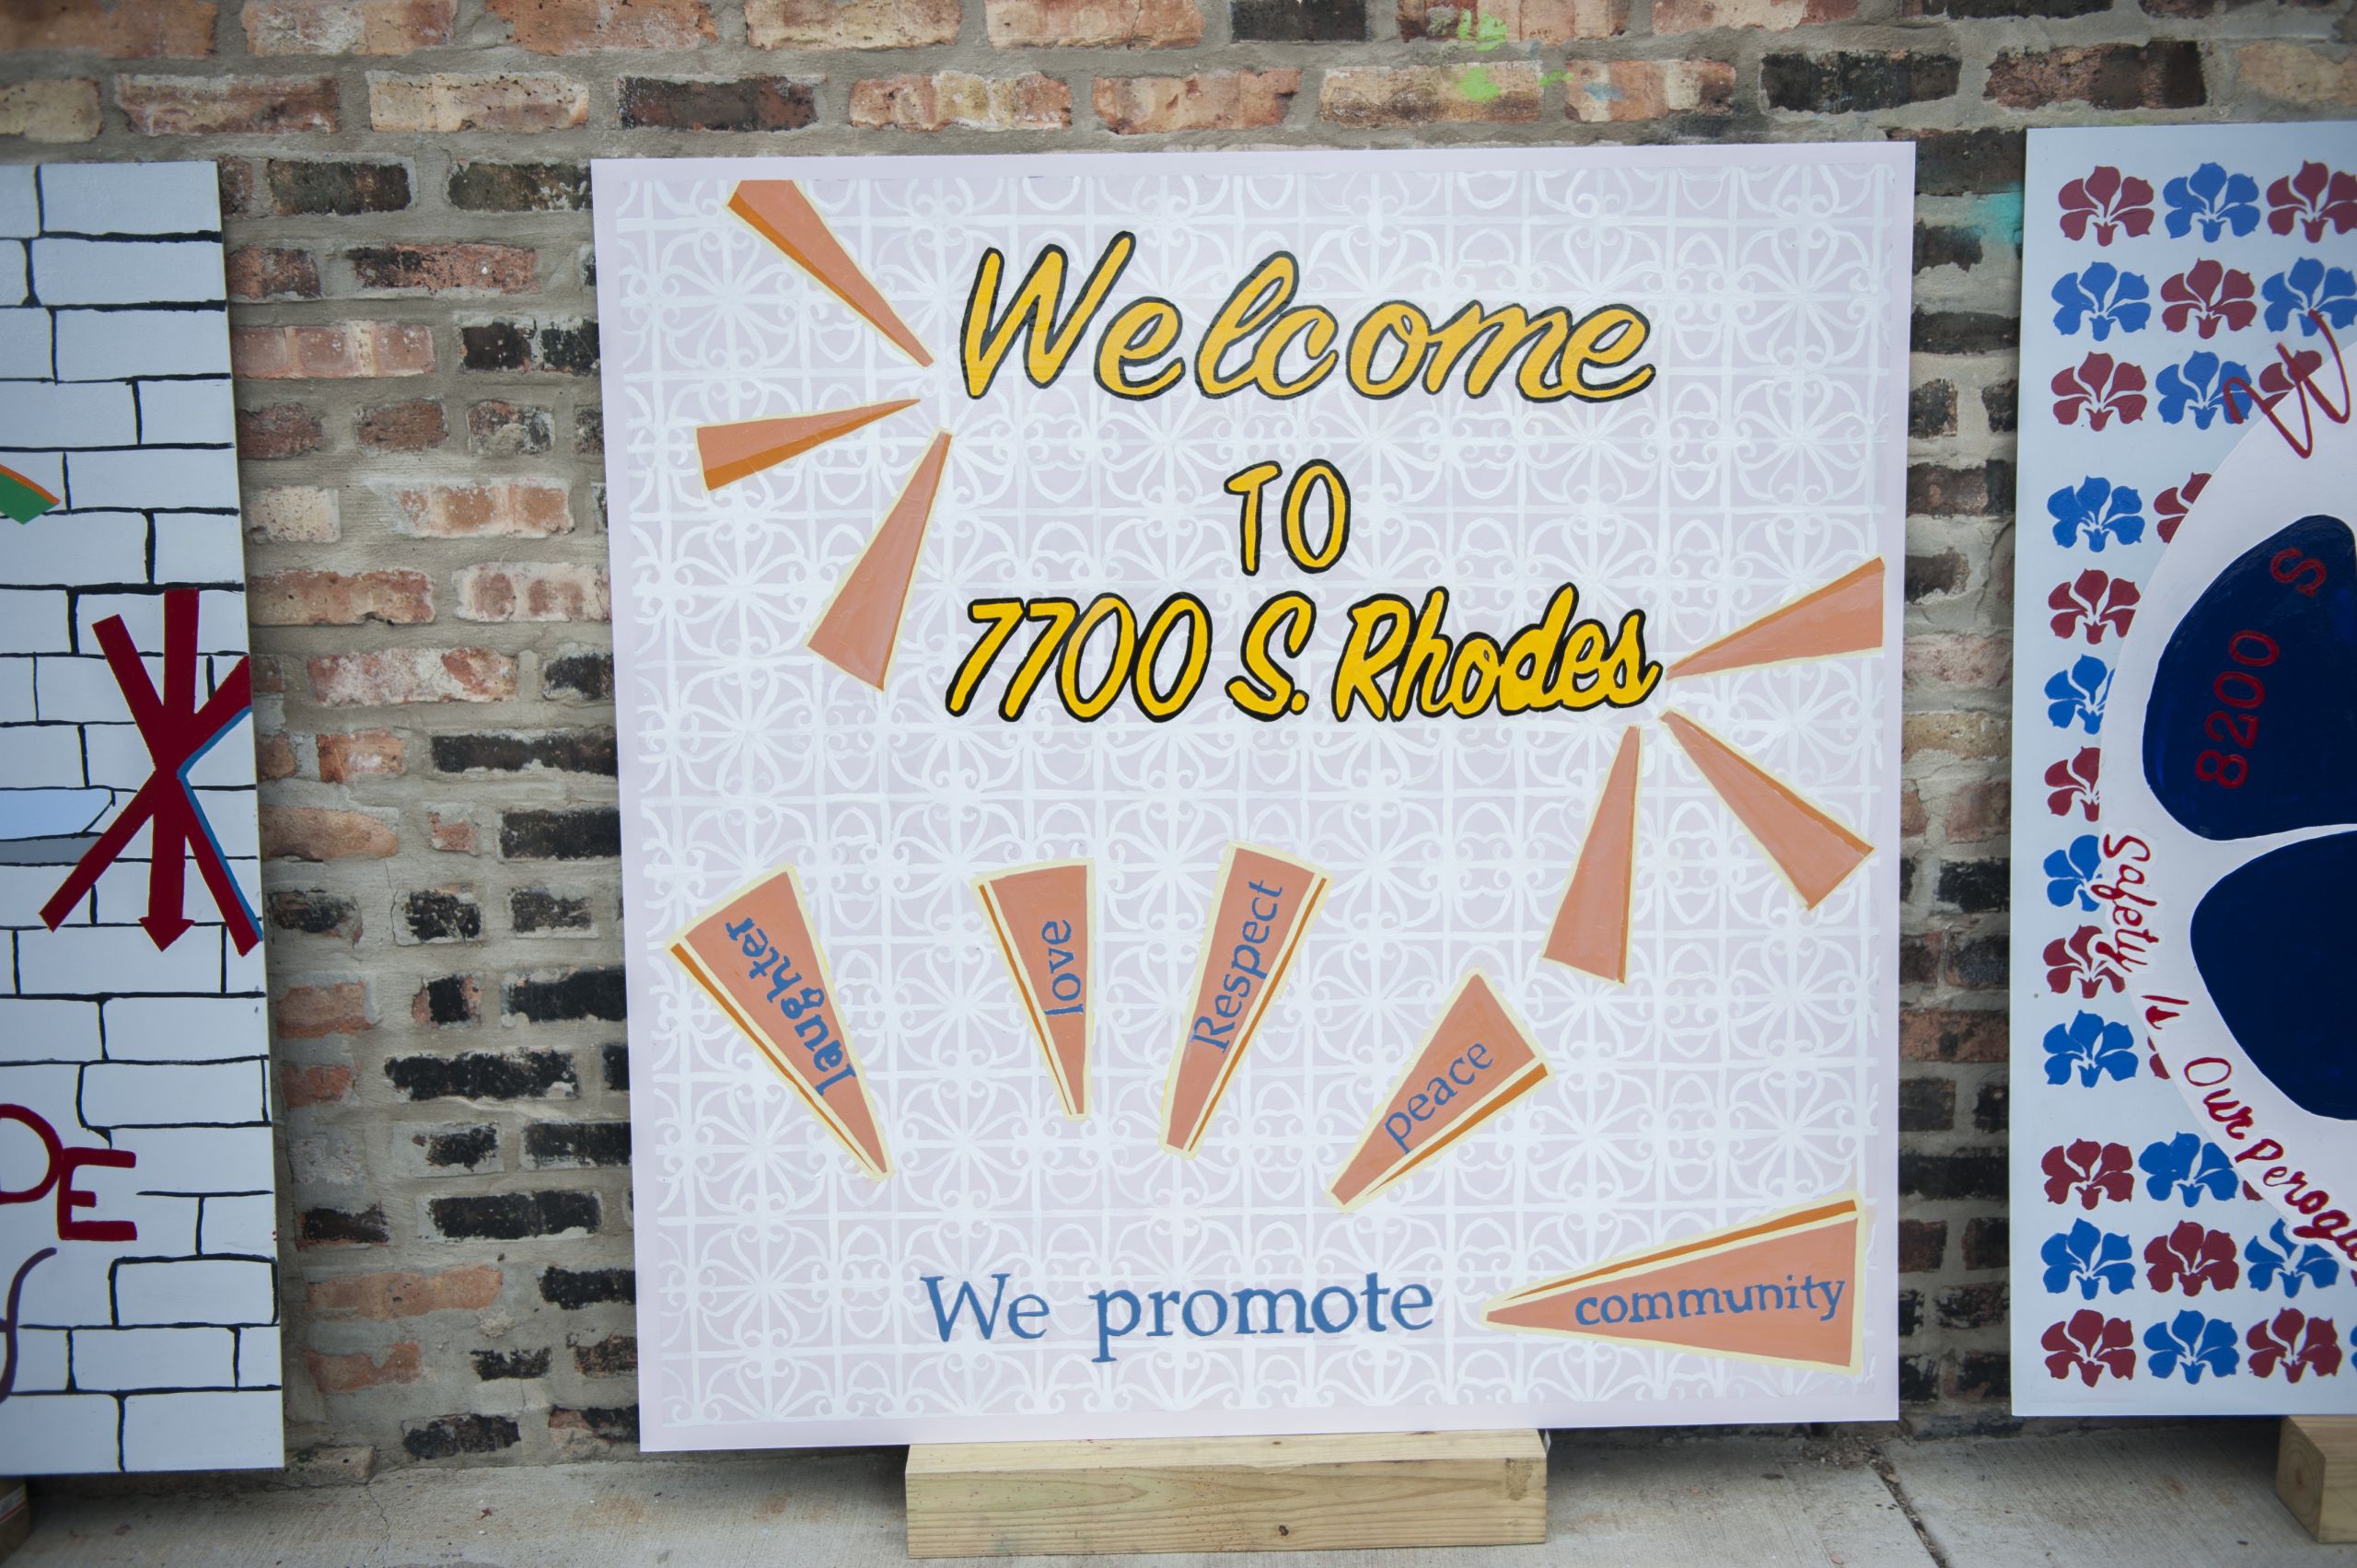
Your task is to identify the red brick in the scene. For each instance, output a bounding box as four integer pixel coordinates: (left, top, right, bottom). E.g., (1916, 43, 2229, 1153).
(318, 729, 408, 782)
(274, 980, 374, 1039)
(852, 73, 1073, 132)
(0, 80, 103, 144)
(248, 486, 340, 543)
(381, 482, 573, 539)
(454, 563, 610, 623)
(746, 0, 958, 46)
(235, 323, 435, 380)
(1903, 633, 2008, 690)
(1320, 64, 1540, 126)
(1945, 779, 2008, 844)
(263, 807, 401, 862)
(251, 569, 435, 627)
(245, 0, 456, 52)
(488, 0, 714, 50)
(367, 72, 590, 133)
(356, 399, 447, 452)
(116, 75, 340, 135)
(429, 808, 479, 854)
(1399, 0, 1625, 41)
(1093, 69, 1300, 134)
(1899, 1007, 2006, 1063)
(1986, 41, 2204, 110)
(2238, 43, 2357, 107)
(284, 1062, 356, 1107)
(1899, 1218, 1947, 1273)
(1899, 782, 1927, 839)
(985, 0, 1202, 46)
(1654, 0, 1851, 27)
(256, 731, 299, 782)
(1902, 711, 2005, 760)
(1561, 59, 1733, 122)
(308, 1265, 502, 1319)
(307, 1342, 423, 1393)
(238, 403, 325, 460)
(0, 1, 217, 58)
(227, 246, 322, 301)
(344, 241, 537, 296)
(308, 648, 519, 706)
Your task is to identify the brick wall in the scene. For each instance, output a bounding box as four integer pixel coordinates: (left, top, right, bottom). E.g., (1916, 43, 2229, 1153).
(2, 0, 2351, 1473)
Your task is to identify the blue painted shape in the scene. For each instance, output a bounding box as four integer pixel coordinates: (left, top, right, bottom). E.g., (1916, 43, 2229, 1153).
(2191, 830, 2357, 1121)
(2143, 515, 2357, 841)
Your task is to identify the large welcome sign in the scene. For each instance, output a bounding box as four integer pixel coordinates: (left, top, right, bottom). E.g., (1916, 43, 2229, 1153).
(593, 147, 1911, 1447)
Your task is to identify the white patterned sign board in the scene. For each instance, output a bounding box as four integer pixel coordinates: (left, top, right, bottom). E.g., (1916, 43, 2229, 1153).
(593, 147, 1910, 1448)
(0, 162, 282, 1473)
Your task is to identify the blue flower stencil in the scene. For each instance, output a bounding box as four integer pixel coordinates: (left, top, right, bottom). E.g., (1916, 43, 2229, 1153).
(2260, 258, 2357, 335)
(2139, 1133, 2238, 1206)
(2042, 1011, 2137, 1087)
(2045, 834, 2105, 911)
(2042, 1220, 2136, 1299)
(2246, 1221, 2341, 1298)
(2162, 163, 2262, 241)
(2144, 1310, 2239, 1384)
(2156, 352, 2258, 429)
(2045, 656, 2111, 734)
(2046, 476, 2145, 552)
(2052, 263, 2153, 341)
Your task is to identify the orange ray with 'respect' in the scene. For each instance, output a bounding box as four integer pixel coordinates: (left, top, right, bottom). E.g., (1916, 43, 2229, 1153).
(1668, 560, 1885, 681)
(807, 431, 954, 690)
(697, 399, 919, 490)
(729, 180, 934, 367)
(1543, 727, 1641, 982)
(1662, 712, 1873, 910)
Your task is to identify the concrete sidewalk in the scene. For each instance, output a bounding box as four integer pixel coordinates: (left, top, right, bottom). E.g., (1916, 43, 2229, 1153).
(12, 1422, 2346, 1566)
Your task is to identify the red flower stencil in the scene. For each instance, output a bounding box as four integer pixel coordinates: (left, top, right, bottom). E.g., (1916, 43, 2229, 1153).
(2042, 1140, 2135, 1209)
(2154, 472, 2209, 543)
(2043, 1310, 2136, 1387)
(2060, 167, 2155, 246)
(2159, 261, 2257, 338)
(2045, 924, 2125, 997)
(2144, 1222, 2240, 1295)
(2248, 1311, 2344, 1383)
(2052, 353, 2147, 430)
(2045, 747, 2101, 820)
(2049, 570, 2140, 645)
(2265, 161, 2357, 242)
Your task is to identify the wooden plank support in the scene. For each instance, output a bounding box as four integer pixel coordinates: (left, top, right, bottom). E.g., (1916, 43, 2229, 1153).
(905, 1429, 1546, 1558)
(2278, 1416, 2356, 1544)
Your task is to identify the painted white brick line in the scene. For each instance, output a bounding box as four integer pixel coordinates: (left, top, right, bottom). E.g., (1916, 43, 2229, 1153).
(12, 926, 221, 996)
(0, 587, 71, 653)
(53, 308, 230, 381)
(75, 590, 251, 656)
(0, 242, 24, 309)
(0, 657, 31, 722)
(0, 382, 138, 448)
(120, 1126, 275, 1195)
(136, 378, 236, 445)
(39, 163, 219, 238)
(103, 996, 268, 1062)
(0, 306, 49, 377)
(0, 166, 36, 239)
(0, 724, 87, 789)
(68, 446, 240, 513)
(0, 510, 147, 585)
(87, 723, 258, 792)
(198, 1193, 277, 1256)
(34, 652, 154, 722)
(0, 997, 100, 1062)
(13, 1330, 68, 1395)
(122, 1391, 282, 1472)
(32, 239, 226, 307)
(236, 1328, 283, 1390)
(75, 1327, 239, 1393)
(115, 1260, 275, 1328)
(0, 1397, 116, 1461)
(154, 515, 250, 586)
(83, 1060, 267, 1129)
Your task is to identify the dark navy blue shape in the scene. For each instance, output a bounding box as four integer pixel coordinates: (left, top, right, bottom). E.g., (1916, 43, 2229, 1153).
(2191, 830, 2357, 1121)
(2144, 515, 2357, 841)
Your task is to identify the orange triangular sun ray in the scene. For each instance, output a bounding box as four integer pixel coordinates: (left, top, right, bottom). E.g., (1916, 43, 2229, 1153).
(729, 180, 934, 367)
(1661, 711, 1873, 910)
(696, 399, 920, 490)
(807, 431, 954, 691)
(1542, 726, 1642, 983)
(1667, 559, 1885, 681)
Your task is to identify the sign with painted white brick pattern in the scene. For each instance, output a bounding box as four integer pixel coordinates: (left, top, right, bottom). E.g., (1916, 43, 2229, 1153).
(0, 162, 283, 1473)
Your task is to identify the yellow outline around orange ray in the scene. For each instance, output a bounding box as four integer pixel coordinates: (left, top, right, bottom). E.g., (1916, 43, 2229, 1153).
(1662, 712, 1874, 910)
(696, 399, 920, 490)
(1667, 559, 1886, 681)
(807, 430, 954, 690)
(728, 180, 934, 367)
(1543, 726, 1642, 983)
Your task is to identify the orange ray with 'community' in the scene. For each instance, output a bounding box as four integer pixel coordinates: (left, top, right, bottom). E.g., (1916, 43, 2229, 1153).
(697, 399, 919, 490)
(1662, 712, 1873, 910)
(1543, 727, 1642, 982)
(728, 180, 934, 367)
(807, 431, 953, 690)
(1668, 559, 1885, 681)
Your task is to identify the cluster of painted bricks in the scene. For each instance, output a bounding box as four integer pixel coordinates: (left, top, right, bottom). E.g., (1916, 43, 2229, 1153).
(2, 0, 2353, 1474)
(0, 159, 284, 1473)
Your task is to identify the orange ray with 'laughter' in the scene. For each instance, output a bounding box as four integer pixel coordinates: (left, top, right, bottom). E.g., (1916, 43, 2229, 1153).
(729, 180, 934, 367)
(1543, 727, 1641, 982)
(1662, 712, 1873, 910)
(696, 399, 919, 490)
(807, 431, 953, 690)
(1668, 559, 1885, 681)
